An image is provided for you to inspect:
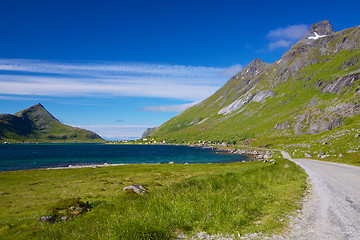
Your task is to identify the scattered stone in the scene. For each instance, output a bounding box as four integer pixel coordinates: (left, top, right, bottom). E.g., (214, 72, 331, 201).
(263, 159, 268, 163)
(339, 153, 344, 158)
(347, 150, 357, 153)
(320, 154, 330, 159)
(38, 198, 91, 224)
(38, 215, 55, 224)
(123, 185, 149, 195)
(355, 134, 359, 138)
(169, 161, 174, 164)
(61, 216, 68, 222)
(285, 164, 290, 168)
(274, 121, 289, 130)
(304, 153, 313, 158)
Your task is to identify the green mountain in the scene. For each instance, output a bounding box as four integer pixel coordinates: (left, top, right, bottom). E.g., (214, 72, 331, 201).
(0, 103, 104, 143)
(151, 21, 360, 164)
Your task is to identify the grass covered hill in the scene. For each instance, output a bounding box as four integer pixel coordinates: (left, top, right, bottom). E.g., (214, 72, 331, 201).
(151, 21, 360, 165)
(0, 103, 104, 143)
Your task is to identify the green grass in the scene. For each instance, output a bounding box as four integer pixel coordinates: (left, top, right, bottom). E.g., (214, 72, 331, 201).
(0, 157, 307, 239)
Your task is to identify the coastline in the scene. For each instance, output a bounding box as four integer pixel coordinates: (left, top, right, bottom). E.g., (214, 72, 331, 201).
(1, 144, 263, 172)
(44, 145, 267, 171)
(45, 162, 130, 170)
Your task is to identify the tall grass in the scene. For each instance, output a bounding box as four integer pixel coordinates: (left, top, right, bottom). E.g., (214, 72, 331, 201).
(0, 158, 307, 239)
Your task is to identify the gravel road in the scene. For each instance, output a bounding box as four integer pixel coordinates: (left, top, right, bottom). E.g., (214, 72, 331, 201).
(280, 151, 360, 240)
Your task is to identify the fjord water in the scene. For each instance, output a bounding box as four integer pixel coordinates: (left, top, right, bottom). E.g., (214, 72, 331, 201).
(0, 144, 249, 171)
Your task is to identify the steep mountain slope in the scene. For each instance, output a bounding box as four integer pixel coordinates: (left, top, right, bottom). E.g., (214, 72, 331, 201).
(152, 21, 360, 163)
(0, 103, 104, 142)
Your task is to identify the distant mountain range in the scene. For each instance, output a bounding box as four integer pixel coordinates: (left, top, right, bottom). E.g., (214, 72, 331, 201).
(0, 103, 104, 143)
(149, 21, 360, 160)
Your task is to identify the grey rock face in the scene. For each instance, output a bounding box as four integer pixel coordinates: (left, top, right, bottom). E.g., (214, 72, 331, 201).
(218, 90, 274, 115)
(217, 93, 253, 115)
(142, 127, 159, 138)
(251, 90, 274, 102)
(321, 73, 360, 94)
(291, 110, 343, 135)
(301, 20, 335, 42)
(274, 121, 289, 130)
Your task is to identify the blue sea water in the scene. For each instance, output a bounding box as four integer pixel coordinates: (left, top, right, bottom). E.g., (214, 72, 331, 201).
(0, 144, 249, 171)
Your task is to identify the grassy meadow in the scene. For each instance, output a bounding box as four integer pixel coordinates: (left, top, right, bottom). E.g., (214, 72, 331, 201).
(0, 155, 307, 239)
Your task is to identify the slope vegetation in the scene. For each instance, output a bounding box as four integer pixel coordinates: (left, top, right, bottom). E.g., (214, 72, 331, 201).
(0, 103, 103, 143)
(152, 21, 360, 165)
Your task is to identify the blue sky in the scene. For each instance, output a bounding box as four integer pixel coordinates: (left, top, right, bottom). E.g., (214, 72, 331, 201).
(0, 0, 359, 140)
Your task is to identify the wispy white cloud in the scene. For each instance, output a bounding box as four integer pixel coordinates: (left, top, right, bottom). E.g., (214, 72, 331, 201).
(138, 102, 197, 112)
(268, 40, 293, 50)
(267, 24, 308, 40)
(0, 59, 222, 78)
(0, 59, 232, 101)
(266, 24, 308, 50)
(219, 64, 243, 77)
(0, 75, 220, 101)
(0, 95, 50, 101)
(76, 125, 152, 128)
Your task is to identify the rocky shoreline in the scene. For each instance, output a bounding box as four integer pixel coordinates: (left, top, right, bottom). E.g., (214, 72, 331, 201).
(200, 145, 274, 162)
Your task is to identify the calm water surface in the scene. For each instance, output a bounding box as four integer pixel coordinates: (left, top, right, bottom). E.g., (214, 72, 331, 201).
(0, 144, 249, 171)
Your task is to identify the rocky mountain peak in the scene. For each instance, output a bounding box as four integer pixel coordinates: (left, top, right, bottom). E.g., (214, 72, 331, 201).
(248, 58, 267, 68)
(301, 20, 335, 41)
(15, 103, 59, 124)
(1, 103, 104, 142)
(237, 58, 269, 76)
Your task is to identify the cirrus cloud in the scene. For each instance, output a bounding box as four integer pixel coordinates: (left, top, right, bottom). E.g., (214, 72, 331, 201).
(0, 59, 235, 101)
(266, 24, 308, 50)
(137, 102, 197, 112)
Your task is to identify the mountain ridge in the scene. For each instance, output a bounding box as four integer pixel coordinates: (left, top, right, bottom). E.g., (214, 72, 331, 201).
(0, 103, 104, 143)
(149, 21, 360, 164)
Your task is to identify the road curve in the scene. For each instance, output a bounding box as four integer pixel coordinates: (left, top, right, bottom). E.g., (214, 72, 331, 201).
(280, 151, 360, 240)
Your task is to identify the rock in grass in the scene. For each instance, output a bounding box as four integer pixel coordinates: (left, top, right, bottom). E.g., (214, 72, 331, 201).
(38, 215, 55, 224)
(123, 185, 149, 195)
(61, 216, 68, 222)
(304, 153, 313, 158)
(39, 198, 92, 224)
(284, 164, 290, 168)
